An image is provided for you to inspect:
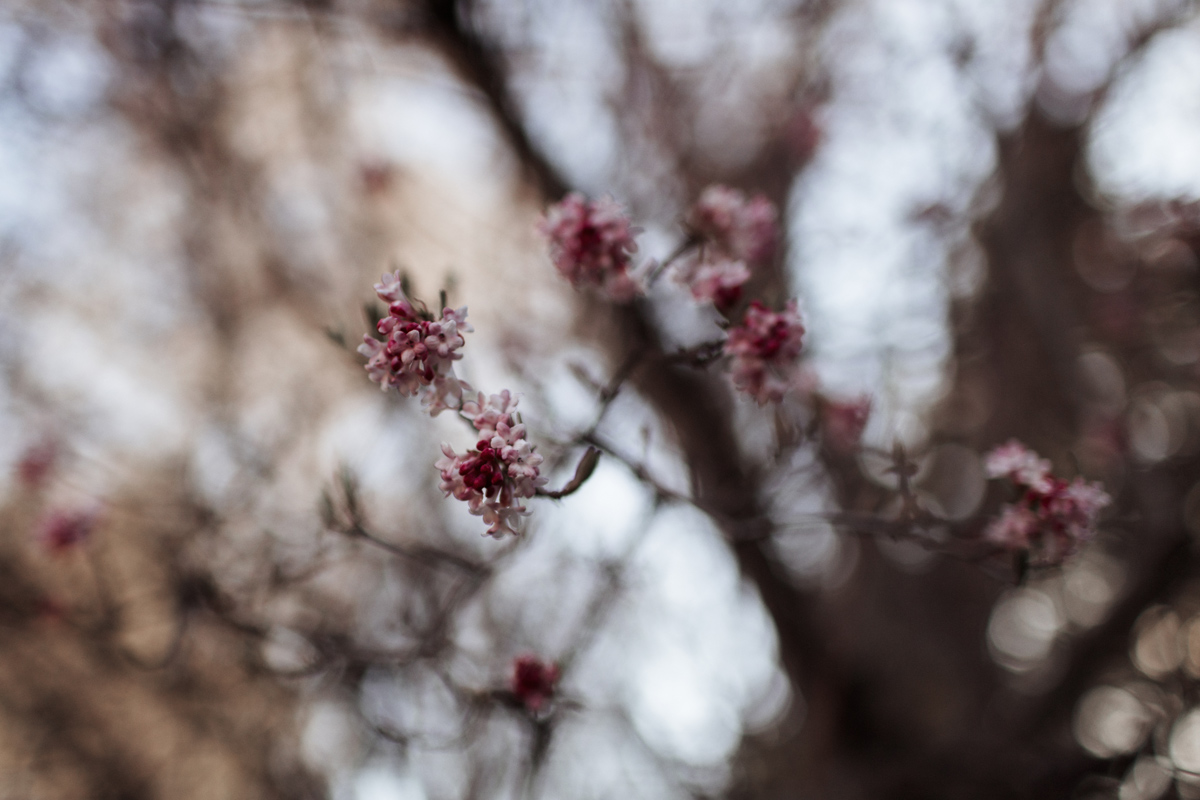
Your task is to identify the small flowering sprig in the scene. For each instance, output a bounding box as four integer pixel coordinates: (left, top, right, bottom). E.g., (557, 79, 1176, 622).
(436, 391, 547, 538)
(983, 440, 1112, 565)
(510, 654, 560, 714)
(537, 186, 808, 408)
(724, 300, 806, 404)
(539, 193, 644, 301)
(358, 271, 472, 415)
(672, 185, 778, 311)
(354, 274, 579, 539)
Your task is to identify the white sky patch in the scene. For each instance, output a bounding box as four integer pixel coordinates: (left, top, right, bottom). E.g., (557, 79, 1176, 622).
(542, 458, 654, 559)
(19, 30, 111, 118)
(538, 714, 689, 800)
(633, 0, 800, 70)
(633, 642, 744, 764)
(595, 387, 692, 498)
(947, 0, 1041, 128)
(353, 763, 427, 800)
(317, 397, 432, 500)
(533, 352, 606, 435)
(349, 60, 513, 207)
(1089, 23, 1200, 202)
(0, 104, 75, 248)
(0, 21, 24, 79)
(791, 0, 1011, 437)
(626, 505, 783, 766)
(1045, 0, 1191, 96)
(25, 311, 189, 459)
(1044, 8, 1128, 95)
(480, 0, 625, 193)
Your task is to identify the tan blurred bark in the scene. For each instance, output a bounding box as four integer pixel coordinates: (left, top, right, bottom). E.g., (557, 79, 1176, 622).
(0, 474, 322, 799)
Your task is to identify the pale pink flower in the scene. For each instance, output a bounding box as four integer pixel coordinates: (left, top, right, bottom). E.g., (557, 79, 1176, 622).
(421, 375, 471, 417)
(37, 509, 98, 554)
(675, 255, 750, 311)
(1042, 476, 1112, 547)
(985, 440, 1053, 493)
(724, 300, 806, 404)
(511, 655, 560, 713)
(983, 441, 1112, 564)
(688, 185, 778, 266)
(35, 597, 67, 624)
(539, 193, 644, 301)
(437, 391, 546, 538)
(16, 440, 56, 488)
(461, 390, 519, 440)
(984, 504, 1039, 550)
(373, 270, 405, 303)
(358, 272, 472, 415)
(822, 396, 871, 453)
(1061, 477, 1112, 519)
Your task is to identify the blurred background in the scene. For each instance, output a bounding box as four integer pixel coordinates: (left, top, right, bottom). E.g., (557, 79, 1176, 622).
(1, 0, 1199, 798)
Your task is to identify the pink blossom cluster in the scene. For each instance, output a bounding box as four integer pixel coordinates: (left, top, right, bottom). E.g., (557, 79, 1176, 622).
(724, 300, 806, 404)
(511, 654, 559, 713)
(983, 440, 1112, 563)
(436, 391, 547, 537)
(687, 185, 778, 266)
(674, 186, 779, 311)
(539, 193, 643, 301)
(358, 272, 472, 415)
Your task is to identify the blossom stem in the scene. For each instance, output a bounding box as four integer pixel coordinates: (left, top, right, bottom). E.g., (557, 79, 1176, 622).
(664, 339, 726, 366)
(537, 447, 601, 499)
(344, 521, 486, 576)
(578, 433, 691, 507)
(645, 235, 700, 287)
(574, 349, 646, 446)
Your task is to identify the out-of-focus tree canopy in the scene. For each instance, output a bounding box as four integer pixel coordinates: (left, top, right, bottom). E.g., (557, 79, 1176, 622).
(1, 1, 1200, 798)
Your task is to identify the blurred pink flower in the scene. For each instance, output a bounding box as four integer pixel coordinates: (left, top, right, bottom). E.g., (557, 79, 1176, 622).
(37, 509, 98, 554)
(985, 440, 1053, 493)
(35, 597, 67, 624)
(358, 272, 472, 415)
(983, 441, 1112, 563)
(688, 185, 778, 266)
(539, 193, 644, 301)
(16, 440, 57, 488)
(437, 391, 546, 538)
(461, 389, 519, 441)
(511, 655, 560, 713)
(822, 396, 871, 453)
(983, 504, 1039, 550)
(725, 300, 806, 404)
(675, 256, 750, 312)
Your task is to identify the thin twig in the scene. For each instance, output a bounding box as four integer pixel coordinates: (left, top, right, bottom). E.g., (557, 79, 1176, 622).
(537, 447, 601, 499)
(645, 235, 700, 286)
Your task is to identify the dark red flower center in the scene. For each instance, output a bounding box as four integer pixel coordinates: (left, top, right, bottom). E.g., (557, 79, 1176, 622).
(713, 284, 742, 312)
(753, 318, 791, 358)
(512, 656, 559, 712)
(460, 440, 505, 496)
